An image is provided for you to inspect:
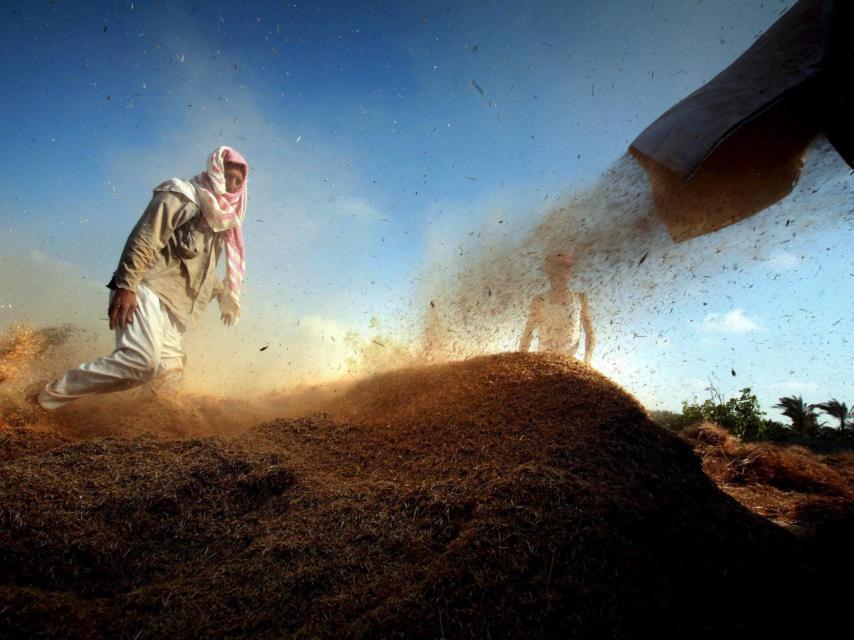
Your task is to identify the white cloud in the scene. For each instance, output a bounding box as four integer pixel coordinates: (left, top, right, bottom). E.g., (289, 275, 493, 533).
(767, 380, 819, 393)
(333, 196, 384, 223)
(765, 252, 798, 272)
(702, 309, 760, 333)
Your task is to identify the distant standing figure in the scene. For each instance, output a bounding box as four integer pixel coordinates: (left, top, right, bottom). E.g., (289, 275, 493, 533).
(519, 252, 596, 364)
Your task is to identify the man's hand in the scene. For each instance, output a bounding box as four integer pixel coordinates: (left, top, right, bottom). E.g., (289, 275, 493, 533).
(109, 288, 138, 330)
(219, 295, 240, 327)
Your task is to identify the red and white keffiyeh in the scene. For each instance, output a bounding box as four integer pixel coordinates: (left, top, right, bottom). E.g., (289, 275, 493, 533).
(155, 146, 249, 317)
(192, 146, 248, 306)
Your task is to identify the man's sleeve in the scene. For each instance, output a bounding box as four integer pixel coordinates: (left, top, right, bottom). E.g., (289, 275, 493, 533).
(210, 275, 225, 303)
(208, 239, 226, 303)
(112, 192, 195, 291)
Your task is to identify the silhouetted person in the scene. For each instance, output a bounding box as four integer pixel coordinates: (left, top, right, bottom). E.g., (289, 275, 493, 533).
(519, 251, 595, 364)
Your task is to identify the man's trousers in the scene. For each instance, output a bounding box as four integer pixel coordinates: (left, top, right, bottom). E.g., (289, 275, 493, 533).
(38, 283, 186, 410)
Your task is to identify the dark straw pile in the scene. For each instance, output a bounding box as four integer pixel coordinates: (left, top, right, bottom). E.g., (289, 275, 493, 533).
(0, 353, 827, 638)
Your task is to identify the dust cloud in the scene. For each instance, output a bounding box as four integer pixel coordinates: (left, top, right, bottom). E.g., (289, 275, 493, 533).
(417, 137, 853, 407)
(2, 137, 852, 429)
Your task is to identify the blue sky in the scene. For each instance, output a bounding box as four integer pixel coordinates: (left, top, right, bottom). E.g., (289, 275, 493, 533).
(3, 0, 852, 418)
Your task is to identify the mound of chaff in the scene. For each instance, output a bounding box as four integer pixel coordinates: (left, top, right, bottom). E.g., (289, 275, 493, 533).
(0, 353, 828, 638)
(681, 422, 854, 589)
(684, 423, 854, 506)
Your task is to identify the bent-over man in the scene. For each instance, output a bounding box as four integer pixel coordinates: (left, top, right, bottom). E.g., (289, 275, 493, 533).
(38, 146, 249, 409)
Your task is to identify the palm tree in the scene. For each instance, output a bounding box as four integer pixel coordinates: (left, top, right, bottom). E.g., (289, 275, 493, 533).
(774, 396, 822, 437)
(812, 399, 852, 433)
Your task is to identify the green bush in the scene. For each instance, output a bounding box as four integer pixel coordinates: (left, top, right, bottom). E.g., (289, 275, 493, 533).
(679, 388, 766, 441)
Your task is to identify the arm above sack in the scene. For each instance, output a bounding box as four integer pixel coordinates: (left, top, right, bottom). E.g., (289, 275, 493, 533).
(580, 292, 596, 365)
(519, 298, 541, 353)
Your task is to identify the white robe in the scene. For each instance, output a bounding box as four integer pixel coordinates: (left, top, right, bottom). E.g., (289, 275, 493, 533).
(38, 283, 186, 410)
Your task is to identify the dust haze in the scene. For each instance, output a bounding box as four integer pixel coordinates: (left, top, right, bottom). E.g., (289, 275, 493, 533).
(418, 137, 854, 408)
(3, 137, 853, 425)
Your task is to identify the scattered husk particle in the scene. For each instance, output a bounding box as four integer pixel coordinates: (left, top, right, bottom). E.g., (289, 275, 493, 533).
(0, 354, 848, 638)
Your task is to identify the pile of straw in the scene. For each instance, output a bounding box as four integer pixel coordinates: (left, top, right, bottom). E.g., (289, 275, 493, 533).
(683, 423, 854, 523)
(0, 353, 830, 637)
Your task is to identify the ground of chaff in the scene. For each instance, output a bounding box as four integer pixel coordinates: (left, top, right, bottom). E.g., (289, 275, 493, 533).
(1, 348, 850, 638)
(680, 423, 854, 535)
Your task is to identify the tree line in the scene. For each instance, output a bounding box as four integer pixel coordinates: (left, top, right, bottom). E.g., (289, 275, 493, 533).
(651, 387, 854, 446)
